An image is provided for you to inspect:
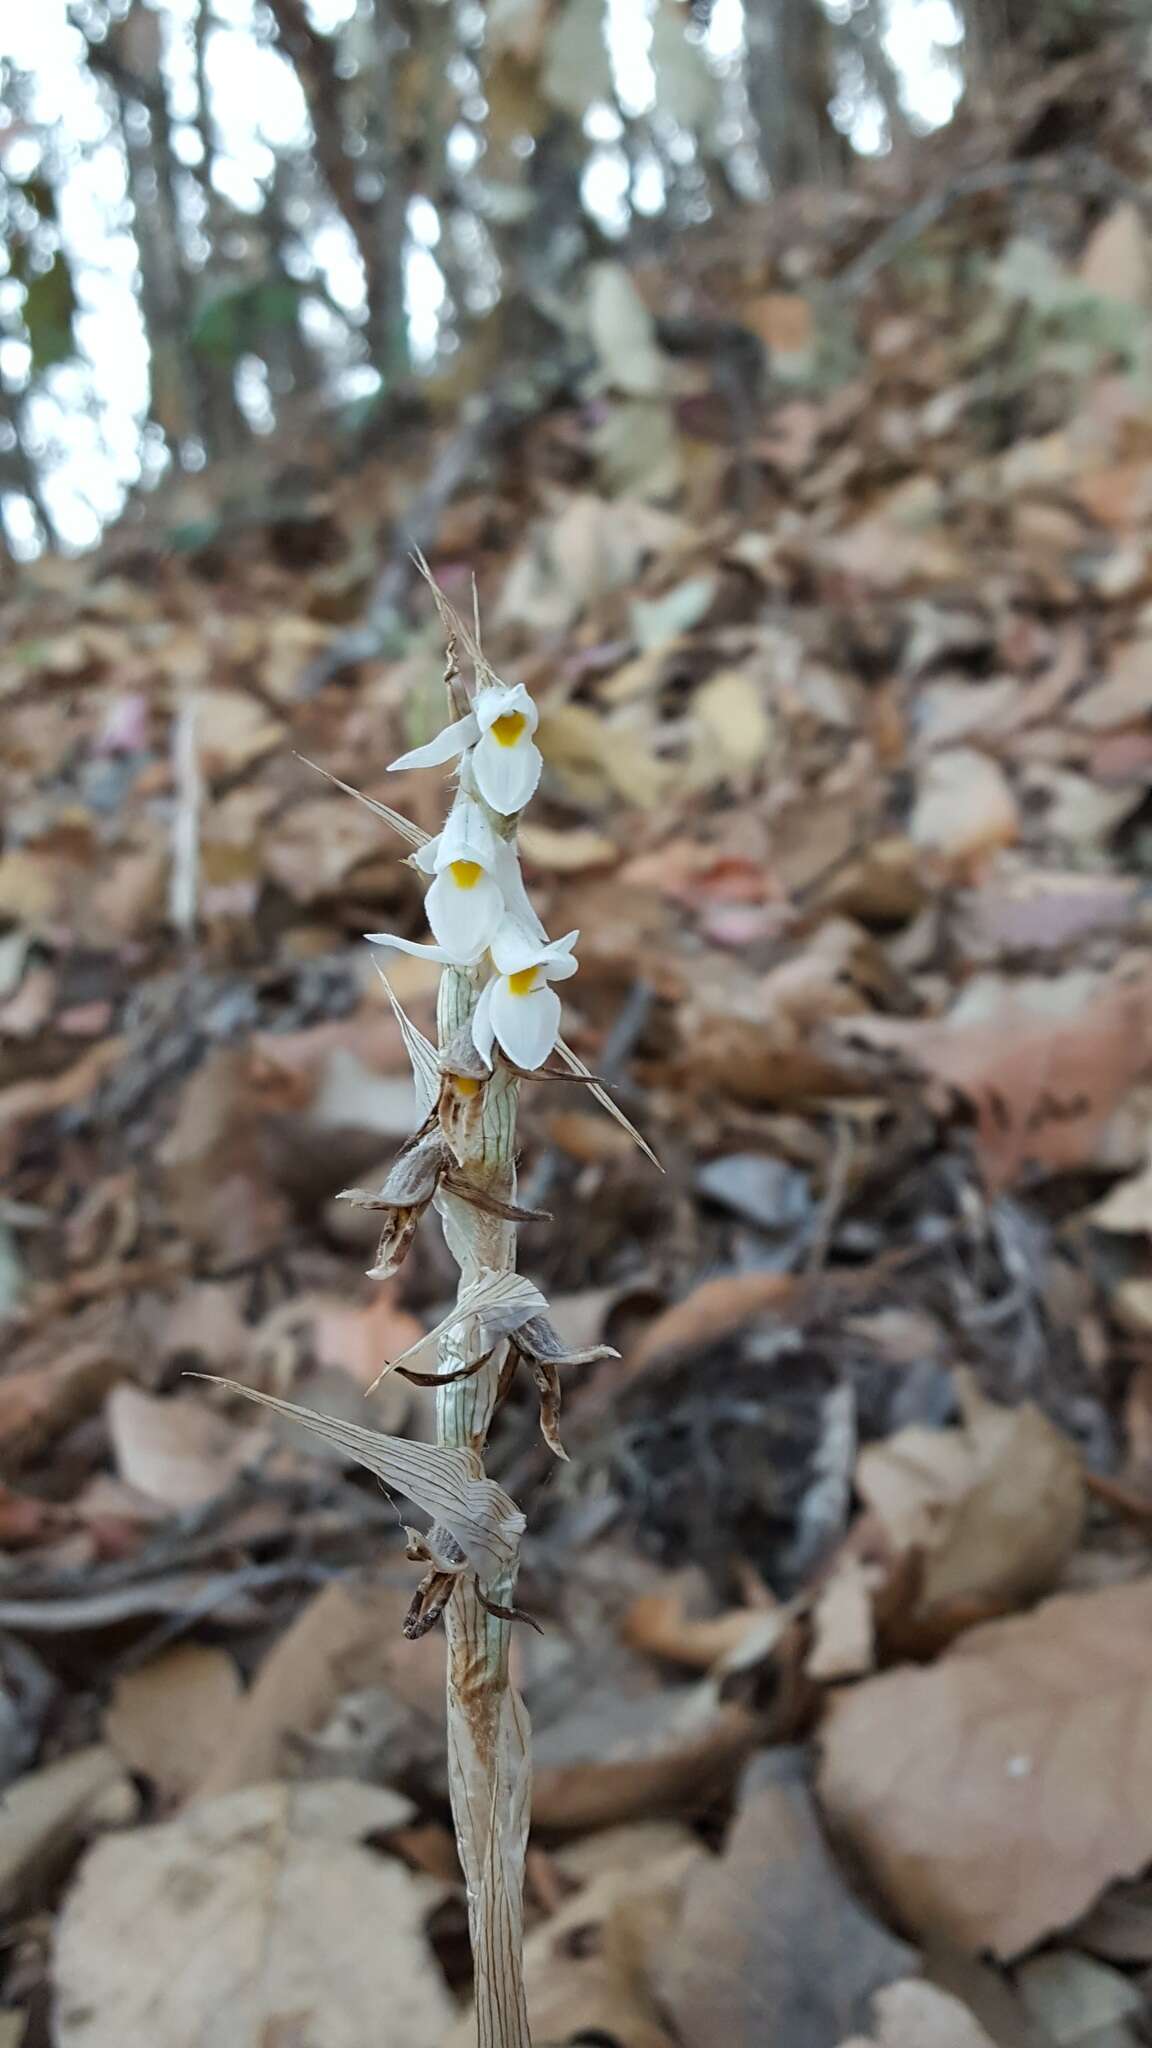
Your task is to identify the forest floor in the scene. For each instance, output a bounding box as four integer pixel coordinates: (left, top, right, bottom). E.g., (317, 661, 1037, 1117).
(5, 44, 1152, 2048)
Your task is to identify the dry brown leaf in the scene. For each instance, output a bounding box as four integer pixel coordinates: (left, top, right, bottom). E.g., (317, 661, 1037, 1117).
(0, 1343, 126, 1469)
(957, 868, 1138, 961)
(657, 1749, 916, 2048)
(819, 1577, 1152, 1958)
(691, 667, 776, 788)
(1021, 762, 1143, 850)
(160, 1281, 252, 1374)
(53, 1780, 450, 2048)
(518, 820, 619, 872)
(104, 1647, 243, 1804)
(197, 1577, 443, 1798)
(1015, 1948, 1143, 2043)
(747, 290, 814, 356)
(1078, 202, 1151, 305)
(0, 1038, 126, 1150)
(817, 495, 967, 591)
(679, 919, 888, 1106)
(856, 1372, 1084, 1624)
(195, 686, 283, 778)
(107, 1385, 265, 1511)
(840, 1978, 999, 2048)
(628, 1271, 800, 1379)
(1070, 638, 1152, 729)
(0, 1746, 130, 1915)
(263, 797, 390, 902)
(533, 1693, 758, 1831)
(256, 1287, 423, 1405)
(158, 1046, 291, 1264)
(807, 1554, 877, 1682)
(537, 702, 669, 809)
(1088, 1153, 1152, 1233)
(910, 748, 1019, 872)
(0, 847, 68, 927)
(622, 1571, 772, 1671)
(839, 968, 1152, 1189)
(544, 1106, 639, 1164)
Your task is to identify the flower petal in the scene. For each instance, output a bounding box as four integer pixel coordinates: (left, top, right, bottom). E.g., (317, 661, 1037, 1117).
(489, 919, 579, 980)
(489, 916, 546, 977)
(473, 731, 543, 815)
(426, 869, 504, 962)
(475, 682, 539, 737)
(364, 931, 458, 965)
(491, 840, 546, 935)
(541, 930, 579, 982)
(412, 834, 441, 876)
(471, 976, 497, 1067)
(491, 979, 561, 1071)
(388, 712, 478, 772)
(438, 795, 498, 871)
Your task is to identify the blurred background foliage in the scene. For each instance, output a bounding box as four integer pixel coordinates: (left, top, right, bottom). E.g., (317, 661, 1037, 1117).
(0, 0, 1140, 560)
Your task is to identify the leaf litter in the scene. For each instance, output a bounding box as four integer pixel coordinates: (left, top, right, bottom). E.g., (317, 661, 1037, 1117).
(8, 47, 1152, 2048)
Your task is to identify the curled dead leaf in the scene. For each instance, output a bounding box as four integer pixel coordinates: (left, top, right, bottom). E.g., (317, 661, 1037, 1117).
(856, 1370, 1084, 1630)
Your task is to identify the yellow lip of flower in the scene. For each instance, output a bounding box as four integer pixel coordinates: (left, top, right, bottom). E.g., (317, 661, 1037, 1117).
(449, 858, 484, 889)
(490, 711, 527, 748)
(453, 1074, 482, 1097)
(506, 966, 539, 997)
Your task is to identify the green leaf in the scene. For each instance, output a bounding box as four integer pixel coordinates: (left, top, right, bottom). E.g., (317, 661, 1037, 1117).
(191, 279, 302, 363)
(21, 251, 78, 372)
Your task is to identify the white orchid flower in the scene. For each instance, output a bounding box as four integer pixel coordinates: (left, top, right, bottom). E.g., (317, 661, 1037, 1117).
(472, 917, 579, 1072)
(472, 684, 543, 815)
(388, 682, 543, 817)
(411, 798, 505, 962)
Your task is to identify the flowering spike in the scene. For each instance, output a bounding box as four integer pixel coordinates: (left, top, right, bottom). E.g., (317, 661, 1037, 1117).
(303, 570, 661, 2048)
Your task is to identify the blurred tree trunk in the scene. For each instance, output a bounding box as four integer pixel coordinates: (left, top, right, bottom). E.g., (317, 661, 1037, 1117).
(743, 0, 847, 189)
(145, 54, 247, 460)
(842, 0, 913, 156)
(190, 0, 219, 226)
(362, 0, 413, 386)
(262, 165, 320, 402)
(265, 0, 414, 387)
(85, 14, 247, 466)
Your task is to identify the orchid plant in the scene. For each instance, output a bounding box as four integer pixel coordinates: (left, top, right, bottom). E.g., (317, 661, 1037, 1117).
(218, 566, 654, 2048)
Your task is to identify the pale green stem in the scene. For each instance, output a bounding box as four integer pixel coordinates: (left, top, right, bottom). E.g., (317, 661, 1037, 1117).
(434, 963, 532, 2048)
